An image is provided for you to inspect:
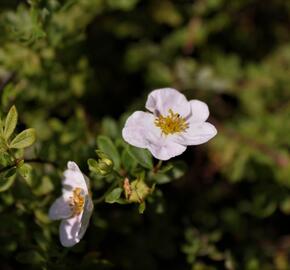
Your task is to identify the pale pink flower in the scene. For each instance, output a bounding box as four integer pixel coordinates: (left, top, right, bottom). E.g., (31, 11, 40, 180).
(122, 88, 217, 160)
(49, 161, 93, 247)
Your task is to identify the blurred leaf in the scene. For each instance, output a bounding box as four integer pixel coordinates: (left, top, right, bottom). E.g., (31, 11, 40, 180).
(280, 197, 290, 215)
(16, 250, 45, 265)
(171, 160, 187, 179)
(152, 173, 171, 184)
(10, 128, 36, 149)
(0, 168, 16, 192)
(18, 163, 33, 183)
(4, 105, 18, 140)
(138, 201, 146, 214)
(33, 176, 54, 196)
(151, 0, 182, 27)
(107, 0, 140, 11)
(102, 117, 119, 139)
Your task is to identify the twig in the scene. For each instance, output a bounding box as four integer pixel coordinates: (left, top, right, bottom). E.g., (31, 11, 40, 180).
(153, 160, 163, 173)
(25, 158, 59, 168)
(0, 158, 58, 174)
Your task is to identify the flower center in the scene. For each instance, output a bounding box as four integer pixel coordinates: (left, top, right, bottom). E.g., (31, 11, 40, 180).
(154, 109, 189, 135)
(69, 187, 85, 217)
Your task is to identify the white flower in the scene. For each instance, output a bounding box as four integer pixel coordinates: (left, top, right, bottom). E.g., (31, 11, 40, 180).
(49, 161, 93, 247)
(122, 88, 217, 160)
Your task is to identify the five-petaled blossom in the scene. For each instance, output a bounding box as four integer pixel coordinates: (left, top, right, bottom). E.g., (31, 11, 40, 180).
(49, 161, 93, 247)
(122, 88, 217, 160)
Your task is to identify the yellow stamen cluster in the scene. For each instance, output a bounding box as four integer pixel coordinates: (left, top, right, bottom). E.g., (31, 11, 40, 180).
(155, 109, 189, 135)
(69, 187, 85, 217)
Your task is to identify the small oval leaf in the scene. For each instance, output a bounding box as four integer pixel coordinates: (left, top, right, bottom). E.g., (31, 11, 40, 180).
(97, 135, 120, 169)
(0, 168, 17, 192)
(4, 106, 18, 140)
(127, 146, 153, 169)
(10, 128, 36, 149)
(105, 187, 123, 204)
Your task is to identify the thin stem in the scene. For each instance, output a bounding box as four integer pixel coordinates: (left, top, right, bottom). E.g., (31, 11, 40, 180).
(25, 158, 59, 168)
(0, 158, 58, 174)
(153, 160, 163, 173)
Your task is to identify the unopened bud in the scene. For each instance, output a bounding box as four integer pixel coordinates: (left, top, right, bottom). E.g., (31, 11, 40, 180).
(97, 160, 113, 176)
(88, 150, 114, 176)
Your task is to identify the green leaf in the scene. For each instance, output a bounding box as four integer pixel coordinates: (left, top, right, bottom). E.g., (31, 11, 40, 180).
(87, 158, 99, 173)
(105, 187, 123, 203)
(127, 146, 153, 169)
(171, 161, 187, 179)
(138, 201, 146, 214)
(102, 117, 119, 139)
(97, 135, 120, 169)
(0, 117, 3, 134)
(4, 106, 18, 140)
(16, 250, 45, 265)
(18, 163, 33, 183)
(0, 137, 7, 153)
(121, 148, 137, 172)
(152, 172, 171, 184)
(0, 168, 17, 192)
(10, 128, 36, 149)
(33, 176, 54, 196)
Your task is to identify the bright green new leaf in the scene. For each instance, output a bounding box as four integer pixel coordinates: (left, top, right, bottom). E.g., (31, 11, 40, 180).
(105, 187, 123, 204)
(88, 158, 99, 173)
(97, 135, 120, 169)
(10, 128, 36, 149)
(127, 146, 153, 169)
(138, 201, 146, 214)
(4, 106, 18, 140)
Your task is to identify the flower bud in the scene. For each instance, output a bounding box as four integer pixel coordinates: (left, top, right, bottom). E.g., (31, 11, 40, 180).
(88, 150, 114, 176)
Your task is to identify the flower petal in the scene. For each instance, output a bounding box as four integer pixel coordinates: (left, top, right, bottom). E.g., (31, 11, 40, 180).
(174, 122, 217, 145)
(145, 88, 190, 117)
(63, 161, 88, 194)
(147, 138, 187, 160)
(122, 111, 160, 148)
(78, 196, 94, 239)
(59, 215, 82, 247)
(188, 100, 209, 122)
(48, 196, 72, 220)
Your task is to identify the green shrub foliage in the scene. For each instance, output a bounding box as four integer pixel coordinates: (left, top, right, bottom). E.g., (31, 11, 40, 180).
(0, 0, 290, 269)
